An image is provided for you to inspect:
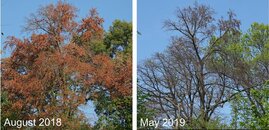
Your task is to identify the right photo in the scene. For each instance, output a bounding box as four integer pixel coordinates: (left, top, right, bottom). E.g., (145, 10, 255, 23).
(137, 0, 269, 129)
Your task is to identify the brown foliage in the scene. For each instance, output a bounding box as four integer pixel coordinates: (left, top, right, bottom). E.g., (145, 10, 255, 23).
(78, 8, 104, 42)
(92, 55, 132, 98)
(1, 1, 131, 129)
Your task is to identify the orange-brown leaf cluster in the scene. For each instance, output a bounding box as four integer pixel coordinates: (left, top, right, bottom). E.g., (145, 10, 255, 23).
(92, 55, 132, 98)
(78, 8, 104, 42)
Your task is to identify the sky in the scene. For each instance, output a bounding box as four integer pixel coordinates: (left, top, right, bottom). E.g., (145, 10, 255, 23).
(1, 0, 132, 125)
(138, 0, 269, 62)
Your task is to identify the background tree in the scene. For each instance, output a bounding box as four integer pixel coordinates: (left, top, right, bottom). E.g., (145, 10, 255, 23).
(88, 20, 132, 130)
(1, 1, 132, 129)
(104, 20, 132, 58)
(231, 81, 269, 129)
(137, 86, 156, 129)
(229, 23, 269, 129)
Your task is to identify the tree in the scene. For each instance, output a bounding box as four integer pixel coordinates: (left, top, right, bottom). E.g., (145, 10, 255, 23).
(138, 3, 242, 129)
(104, 20, 132, 58)
(231, 81, 269, 129)
(230, 23, 269, 129)
(88, 20, 132, 130)
(137, 86, 156, 129)
(1, 1, 131, 129)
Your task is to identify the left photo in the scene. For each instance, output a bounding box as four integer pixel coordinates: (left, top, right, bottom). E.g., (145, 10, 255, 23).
(1, 0, 132, 129)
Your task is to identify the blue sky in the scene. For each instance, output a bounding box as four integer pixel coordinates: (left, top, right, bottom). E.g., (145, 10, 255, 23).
(138, 0, 269, 62)
(1, 0, 132, 57)
(1, 0, 131, 125)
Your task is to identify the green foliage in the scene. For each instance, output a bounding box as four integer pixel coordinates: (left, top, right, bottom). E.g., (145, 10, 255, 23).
(1, 91, 9, 107)
(104, 20, 132, 57)
(1, 92, 10, 130)
(231, 81, 269, 129)
(184, 117, 231, 129)
(1, 92, 18, 129)
(90, 40, 107, 54)
(137, 89, 156, 129)
(93, 94, 132, 130)
(244, 23, 269, 62)
(228, 23, 269, 129)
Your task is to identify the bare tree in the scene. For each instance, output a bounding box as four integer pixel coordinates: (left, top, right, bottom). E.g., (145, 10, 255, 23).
(138, 3, 243, 129)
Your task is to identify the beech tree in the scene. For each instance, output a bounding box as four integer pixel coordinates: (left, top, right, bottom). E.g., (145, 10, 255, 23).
(138, 3, 269, 129)
(138, 3, 244, 129)
(1, 1, 131, 129)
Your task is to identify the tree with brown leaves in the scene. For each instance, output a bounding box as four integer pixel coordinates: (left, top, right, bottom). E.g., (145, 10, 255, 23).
(1, 1, 132, 129)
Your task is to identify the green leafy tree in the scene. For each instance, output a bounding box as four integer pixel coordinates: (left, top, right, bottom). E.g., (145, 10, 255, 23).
(137, 87, 156, 129)
(229, 23, 269, 129)
(89, 20, 132, 130)
(93, 94, 132, 130)
(231, 81, 269, 129)
(104, 20, 132, 58)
